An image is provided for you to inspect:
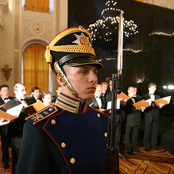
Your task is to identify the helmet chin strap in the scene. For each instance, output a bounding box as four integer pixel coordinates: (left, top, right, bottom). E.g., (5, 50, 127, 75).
(54, 61, 82, 100)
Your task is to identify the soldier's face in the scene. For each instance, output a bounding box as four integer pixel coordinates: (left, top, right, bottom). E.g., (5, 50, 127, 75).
(62, 65, 98, 102)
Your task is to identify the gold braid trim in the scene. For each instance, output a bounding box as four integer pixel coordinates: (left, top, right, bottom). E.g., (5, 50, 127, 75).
(45, 48, 52, 64)
(45, 45, 95, 64)
(50, 45, 95, 55)
(54, 61, 78, 97)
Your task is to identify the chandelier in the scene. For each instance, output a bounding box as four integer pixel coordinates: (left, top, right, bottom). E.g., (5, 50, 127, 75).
(88, 0, 138, 51)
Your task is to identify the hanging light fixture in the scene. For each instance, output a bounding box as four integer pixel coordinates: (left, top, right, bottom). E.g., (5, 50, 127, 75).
(88, 0, 138, 51)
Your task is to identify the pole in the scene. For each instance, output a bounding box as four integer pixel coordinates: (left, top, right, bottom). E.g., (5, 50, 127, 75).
(105, 10, 124, 174)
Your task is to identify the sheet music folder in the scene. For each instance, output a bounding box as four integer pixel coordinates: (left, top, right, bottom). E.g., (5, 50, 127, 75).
(0, 104, 23, 121)
(117, 92, 130, 100)
(0, 103, 6, 109)
(154, 96, 171, 106)
(24, 101, 46, 115)
(133, 99, 151, 110)
(0, 110, 17, 121)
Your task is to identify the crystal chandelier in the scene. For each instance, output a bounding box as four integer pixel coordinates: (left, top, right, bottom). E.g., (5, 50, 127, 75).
(88, 0, 138, 51)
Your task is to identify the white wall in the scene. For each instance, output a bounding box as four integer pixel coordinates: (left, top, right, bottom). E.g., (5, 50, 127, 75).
(0, 0, 15, 96)
(0, 0, 68, 95)
(145, 0, 174, 10)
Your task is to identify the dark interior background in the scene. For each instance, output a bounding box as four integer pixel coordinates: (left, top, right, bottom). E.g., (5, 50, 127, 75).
(68, 0, 174, 97)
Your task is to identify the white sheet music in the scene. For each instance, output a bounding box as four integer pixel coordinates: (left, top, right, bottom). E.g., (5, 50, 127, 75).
(107, 99, 121, 110)
(163, 96, 171, 103)
(146, 99, 152, 105)
(6, 104, 23, 117)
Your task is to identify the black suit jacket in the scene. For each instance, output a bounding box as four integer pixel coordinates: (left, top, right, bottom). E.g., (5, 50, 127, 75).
(6, 98, 31, 148)
(52, 94, 58, 103)
(87, 96, 105, 109)
(105, 91, 112, 105)
(28, 96, 42, 104)
(100, 93, 107, 109)
(142, 94, 160, 123)
(0, 96, 14, 106)
(123, 97, 141, 126)
(0, 97, 4, 106)
(0, 96, 14, 135)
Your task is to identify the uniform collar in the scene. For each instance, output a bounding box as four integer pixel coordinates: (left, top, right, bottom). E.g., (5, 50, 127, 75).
(55, 93, 88, 113)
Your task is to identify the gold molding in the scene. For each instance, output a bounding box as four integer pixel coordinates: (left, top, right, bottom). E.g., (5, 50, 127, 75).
(1, 64, 12, 81)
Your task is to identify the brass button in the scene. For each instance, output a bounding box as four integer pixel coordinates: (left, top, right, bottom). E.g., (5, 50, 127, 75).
(104, 132, 107, 137)
(97, 113, 100, 118)
(61, 142, 66, 148)
(51, 119, 56, 125)
(49, 108, 53, 111)
(70, 158, 75, 164)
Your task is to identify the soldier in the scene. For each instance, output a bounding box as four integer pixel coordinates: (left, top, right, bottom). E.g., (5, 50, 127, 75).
(17, 26, 108, 174)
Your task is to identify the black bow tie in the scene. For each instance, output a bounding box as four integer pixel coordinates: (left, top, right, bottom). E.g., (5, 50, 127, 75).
(4, 98, 9, 100)
(21, 99, 25, 101)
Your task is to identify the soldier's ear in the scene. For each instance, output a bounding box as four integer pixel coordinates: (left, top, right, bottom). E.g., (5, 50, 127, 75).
(56, 75, 66, 86)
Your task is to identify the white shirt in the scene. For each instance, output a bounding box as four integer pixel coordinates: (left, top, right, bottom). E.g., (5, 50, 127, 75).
(149, 94, 155, 101)
(16, 96, 28, 107)
(95, 95, 102, 109)
(1, 97, 10, 103)
(34, 96, 40, 102)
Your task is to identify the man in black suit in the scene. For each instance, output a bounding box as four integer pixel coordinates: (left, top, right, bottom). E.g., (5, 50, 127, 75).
(87, 84, 105, 110)
(52, 86, 62, 103)
(100, 82, 108, 109)
(0, 84, 13, 169)
(134, 86, 142, 100)
(105, 81, 112, 106)
(6, 83, 31, 174)
(28, 86, 42, 104)
(123, 86, 144, 155)
(142, 83, 165, 152)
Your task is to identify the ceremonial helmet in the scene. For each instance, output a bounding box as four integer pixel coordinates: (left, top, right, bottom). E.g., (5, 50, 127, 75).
(45, 26, 103, 97)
